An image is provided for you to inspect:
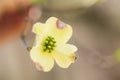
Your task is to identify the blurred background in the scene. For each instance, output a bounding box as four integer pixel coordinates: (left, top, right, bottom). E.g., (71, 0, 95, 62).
(0, 0, 120, 80)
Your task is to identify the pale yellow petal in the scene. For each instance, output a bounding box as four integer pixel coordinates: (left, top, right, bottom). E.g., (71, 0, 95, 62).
(53, 51, 76, 68)
(46, 17, 73, 44)
(52, 44, 77, 68)
(30, 46, 54, 72)
(34, 35, 43, 46)
(56, 44, 77, 55)
(32, 23, 48, 35)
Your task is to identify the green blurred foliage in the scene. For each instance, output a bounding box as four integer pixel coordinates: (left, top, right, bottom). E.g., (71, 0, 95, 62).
(115, 48, 120, 62)
(31, 0, 45, 4)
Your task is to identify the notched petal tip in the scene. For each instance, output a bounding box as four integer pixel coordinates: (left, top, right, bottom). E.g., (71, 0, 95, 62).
(70, 54, 77, 62)
(27, 47, 32, 51)
(34, 62, 51, 72)
(56, 20, 67, 29)
(75, 56, 77, 60)
(35, 62, 43, 71)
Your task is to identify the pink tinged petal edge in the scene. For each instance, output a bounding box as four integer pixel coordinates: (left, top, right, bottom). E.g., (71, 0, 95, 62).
(56, 20, 67, 29)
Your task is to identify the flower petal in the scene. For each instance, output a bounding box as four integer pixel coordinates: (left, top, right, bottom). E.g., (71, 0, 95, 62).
(53, 51, 76, 68)
(34, 35, 43, 46)
(30, 46, 54, 72)
(53, 44, 77, 68)
(56, 44, 77, 55)
(46, 17, 73, 44)
(32, 22, 48, 36)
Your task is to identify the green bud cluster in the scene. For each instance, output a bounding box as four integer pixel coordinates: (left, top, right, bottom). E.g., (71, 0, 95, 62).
(42, 36, 56, 53)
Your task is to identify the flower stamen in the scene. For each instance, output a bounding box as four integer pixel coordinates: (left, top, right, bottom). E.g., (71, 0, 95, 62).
(42, 36, 56, 53)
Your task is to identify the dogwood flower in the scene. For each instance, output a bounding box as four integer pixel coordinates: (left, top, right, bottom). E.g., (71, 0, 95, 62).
(30, 17, 77, 72)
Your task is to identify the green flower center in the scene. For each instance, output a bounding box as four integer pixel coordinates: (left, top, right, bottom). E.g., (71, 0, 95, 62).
(42, 36, 56, 53)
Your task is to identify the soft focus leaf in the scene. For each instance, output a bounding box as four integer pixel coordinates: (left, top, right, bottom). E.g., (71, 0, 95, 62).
(115, 48, 120, 62)
(31, 0, 45, 4)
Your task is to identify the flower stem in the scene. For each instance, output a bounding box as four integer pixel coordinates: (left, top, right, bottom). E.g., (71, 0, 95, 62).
(21, 34, 32, 52)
